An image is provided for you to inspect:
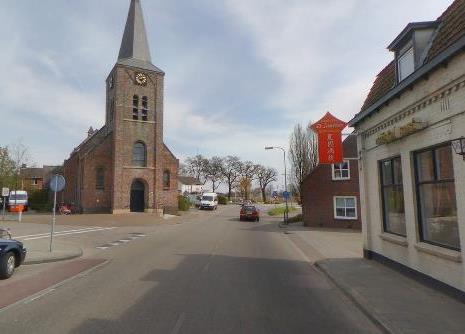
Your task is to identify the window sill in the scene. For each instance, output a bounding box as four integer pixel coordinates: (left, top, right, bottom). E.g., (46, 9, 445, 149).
(123, 118, 156, 124)
(332, 178, 351, 181)
(379, 233, 408, 247)
(334, 216, 358, 220)
(123, 166, 155, 170)
(414, 243, 462, 263)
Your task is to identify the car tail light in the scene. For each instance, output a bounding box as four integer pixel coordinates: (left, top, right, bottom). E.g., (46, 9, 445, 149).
(240, 209, 245, 214)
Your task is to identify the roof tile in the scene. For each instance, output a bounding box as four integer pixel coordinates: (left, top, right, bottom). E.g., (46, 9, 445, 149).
(360, 0, 465, 113)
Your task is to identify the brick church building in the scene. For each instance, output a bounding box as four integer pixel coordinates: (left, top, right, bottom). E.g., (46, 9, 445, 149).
(63, 0, 178, 214)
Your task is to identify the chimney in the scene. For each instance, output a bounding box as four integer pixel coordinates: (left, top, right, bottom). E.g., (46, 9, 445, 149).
(88, 127, 94, 137)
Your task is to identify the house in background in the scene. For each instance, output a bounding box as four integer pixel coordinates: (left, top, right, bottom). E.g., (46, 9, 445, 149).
(301, 135, 360, 229)
(349, 0, 465, 294)
(20, 165, 62, 192)
(178, 176, 203, 195)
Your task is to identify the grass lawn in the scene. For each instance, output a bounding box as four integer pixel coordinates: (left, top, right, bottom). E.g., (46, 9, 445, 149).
(267, 205, 298, 216)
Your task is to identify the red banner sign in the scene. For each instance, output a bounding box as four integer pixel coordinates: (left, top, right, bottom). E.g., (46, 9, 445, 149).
(311, 112, 347, 164)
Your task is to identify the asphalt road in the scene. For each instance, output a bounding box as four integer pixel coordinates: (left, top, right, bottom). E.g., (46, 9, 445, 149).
(0, 206, 380, 333)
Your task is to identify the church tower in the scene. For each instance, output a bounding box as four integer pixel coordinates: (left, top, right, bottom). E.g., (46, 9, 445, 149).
(106, 0, 174, 214)
(63, 0, 178, 214)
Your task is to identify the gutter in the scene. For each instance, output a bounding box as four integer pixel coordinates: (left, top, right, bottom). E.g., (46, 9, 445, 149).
(349, 33, 465, 127)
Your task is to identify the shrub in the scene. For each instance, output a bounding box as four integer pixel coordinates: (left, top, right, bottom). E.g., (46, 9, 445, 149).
(31, 203, 54, 212)
(218, 195, 228, 205)
(29, 190, 52, 212)
(178, 195, 190, 211)
(288, 214, 303, 224)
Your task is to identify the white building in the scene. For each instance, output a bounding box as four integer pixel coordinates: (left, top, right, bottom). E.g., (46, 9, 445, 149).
(349, 0, 465, 294)
(178, 176, 203, 195)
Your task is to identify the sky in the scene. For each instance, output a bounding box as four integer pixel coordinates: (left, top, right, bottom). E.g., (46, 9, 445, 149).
(0, 0, 453, 189)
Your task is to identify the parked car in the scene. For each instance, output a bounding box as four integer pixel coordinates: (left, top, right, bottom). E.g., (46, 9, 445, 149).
(200, 193, 218, 210)
(240, 205, 260, 222)
(0, 231, 27, 279)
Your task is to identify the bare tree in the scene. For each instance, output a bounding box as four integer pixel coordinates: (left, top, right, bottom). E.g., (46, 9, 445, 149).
(0, 146, 15, 189)
(9, 140, 32, 191)
(179, 162, 188, 176)
(184, 155, 209, 184)
(221, 156, 242, 201)
(288, 123, 318, 204)
(205, 156, 224, 192)
(238, 161, 258, 200)
(255, 165, 278, 203)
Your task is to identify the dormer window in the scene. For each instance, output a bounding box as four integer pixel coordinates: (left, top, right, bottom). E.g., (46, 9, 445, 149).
(388, 21, 438, 84)
(397, 47, 414, 82)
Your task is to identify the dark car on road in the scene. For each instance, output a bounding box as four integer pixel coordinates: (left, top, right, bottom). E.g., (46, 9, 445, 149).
(240, 205, 260, 222)
(0, 234, 27, 279)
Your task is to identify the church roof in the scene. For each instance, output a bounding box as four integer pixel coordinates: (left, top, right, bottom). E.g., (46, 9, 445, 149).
(117, 0, 164, 74)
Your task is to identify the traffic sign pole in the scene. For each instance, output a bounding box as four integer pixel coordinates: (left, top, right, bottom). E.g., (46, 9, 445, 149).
(2, 188, 9, 221)
(2, 197, 5, 221)
(50, 176, 58, 252)
(49, 175, 66, 252)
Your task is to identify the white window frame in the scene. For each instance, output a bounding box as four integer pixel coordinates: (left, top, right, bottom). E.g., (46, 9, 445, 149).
(333, 196, 358, 220)
(397, 47, 414, 82)
(332, 161, 350, 180)
(32, 178, 39, 185)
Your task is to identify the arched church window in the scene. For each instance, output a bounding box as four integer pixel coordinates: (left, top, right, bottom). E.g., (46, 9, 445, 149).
(132, 95, 139, 120)
(96, 167, 105, 190)
(133, 142, 147, 167)
(163, 170, 171, 189)
(142, 96, 148, 121)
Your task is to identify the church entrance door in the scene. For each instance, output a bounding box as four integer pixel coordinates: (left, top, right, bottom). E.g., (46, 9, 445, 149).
(130, 180, 145, 212)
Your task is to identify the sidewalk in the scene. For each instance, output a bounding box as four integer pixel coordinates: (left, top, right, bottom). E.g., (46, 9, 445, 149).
(286, 223, 465, 334)
(24, 239, 83, 265)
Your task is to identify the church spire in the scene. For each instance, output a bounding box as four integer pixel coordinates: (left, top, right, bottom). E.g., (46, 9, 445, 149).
(117, 0, 163, 73)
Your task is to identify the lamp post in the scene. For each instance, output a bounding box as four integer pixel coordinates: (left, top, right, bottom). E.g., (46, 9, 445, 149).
(265, 146, 289, 225)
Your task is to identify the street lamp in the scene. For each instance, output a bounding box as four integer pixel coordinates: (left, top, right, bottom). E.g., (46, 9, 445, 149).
(452, 137, 465, 160)
(265, 146, 289, 225)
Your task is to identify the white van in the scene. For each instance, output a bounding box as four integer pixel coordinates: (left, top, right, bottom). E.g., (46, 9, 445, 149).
(200, 192, 218, 210)
(9, 190, 29, 211)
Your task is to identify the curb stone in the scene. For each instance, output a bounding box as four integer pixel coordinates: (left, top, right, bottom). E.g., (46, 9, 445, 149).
(314, 261, 393, 334)
(24, 247, 83, 265)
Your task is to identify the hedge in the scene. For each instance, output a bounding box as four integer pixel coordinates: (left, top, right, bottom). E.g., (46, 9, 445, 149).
(178, 196, 190, 211)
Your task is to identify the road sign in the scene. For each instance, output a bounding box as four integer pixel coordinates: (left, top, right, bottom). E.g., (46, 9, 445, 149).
(2, 188, 9, 197)
(311, 112, 347, 164)
(283, 191, 290, 199)
(50, 175, 66, 192)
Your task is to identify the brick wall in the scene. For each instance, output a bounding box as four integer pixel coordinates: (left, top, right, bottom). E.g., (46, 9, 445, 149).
(162, 145, 179, 214)
(302, 136, 361, 229)
(80, 134, 113, 213)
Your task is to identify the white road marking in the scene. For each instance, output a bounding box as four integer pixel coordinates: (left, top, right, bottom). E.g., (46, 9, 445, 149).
(19, 227, 117, 241)
(171, 312, 186, 334)
(15, 226, 107, 239)
(110, 241, 123, 246)
(24, 288, 56, 304)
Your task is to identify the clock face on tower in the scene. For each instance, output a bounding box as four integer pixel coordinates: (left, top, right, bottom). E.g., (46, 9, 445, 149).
(135, 73, 147, 86)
